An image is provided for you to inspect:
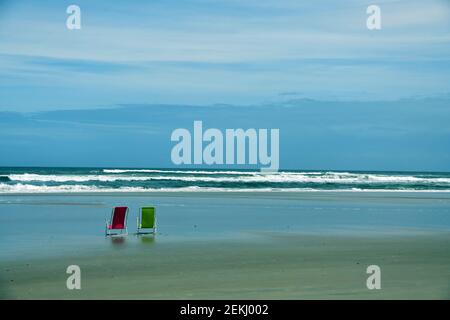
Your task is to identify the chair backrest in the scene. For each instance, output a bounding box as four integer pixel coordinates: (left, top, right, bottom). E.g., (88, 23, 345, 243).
(141, 207, 155, 228)
(111, 207, 128, 229)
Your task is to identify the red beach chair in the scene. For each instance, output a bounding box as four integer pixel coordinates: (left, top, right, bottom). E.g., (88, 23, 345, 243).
(105, 206, 129, 236)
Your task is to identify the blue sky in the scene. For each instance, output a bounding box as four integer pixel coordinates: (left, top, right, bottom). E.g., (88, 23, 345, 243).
(0, 0, 450, 170)
(1, 0, 449, 110)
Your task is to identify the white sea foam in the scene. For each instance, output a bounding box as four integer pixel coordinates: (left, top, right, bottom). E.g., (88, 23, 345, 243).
(8, 174, 151, 182)
(7, 172, 450, 184)
(1, 183, 449, 194)
(0, 183, 145, 193)
(102, 169, 257, 175)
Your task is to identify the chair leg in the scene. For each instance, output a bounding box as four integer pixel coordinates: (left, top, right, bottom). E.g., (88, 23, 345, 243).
(136, 216, 139, 234)
(105, 219, 109, 237)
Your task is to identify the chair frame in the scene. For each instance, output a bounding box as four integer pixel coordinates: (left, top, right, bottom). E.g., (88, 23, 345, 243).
(136, 207, 157, 235)
(105, 207, 129, 236)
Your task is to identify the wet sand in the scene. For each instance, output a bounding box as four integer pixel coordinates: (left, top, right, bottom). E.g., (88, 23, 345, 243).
(1, 233, 450, 299)
(1, 191, 450, 299)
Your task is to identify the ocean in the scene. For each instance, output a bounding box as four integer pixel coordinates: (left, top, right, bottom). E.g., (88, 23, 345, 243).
(2, 168, 450, 299)
(1, 167, 450, 193)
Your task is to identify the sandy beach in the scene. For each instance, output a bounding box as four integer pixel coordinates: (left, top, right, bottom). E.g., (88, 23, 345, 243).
(2, 0, 450, 306)
(2, 233, 450, 299)
(1, 191, 450, 299)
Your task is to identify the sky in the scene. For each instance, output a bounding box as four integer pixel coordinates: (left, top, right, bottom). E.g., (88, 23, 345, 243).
(0, 0, 450, 170)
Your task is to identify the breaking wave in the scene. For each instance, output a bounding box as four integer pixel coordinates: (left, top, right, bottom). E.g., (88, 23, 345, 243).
(1, 168, 450, 193)
(5, 171, 450, 184)
(1, 183, 449, 194)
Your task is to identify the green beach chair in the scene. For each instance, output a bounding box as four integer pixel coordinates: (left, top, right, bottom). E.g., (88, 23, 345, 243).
(137, 207, 156, 234)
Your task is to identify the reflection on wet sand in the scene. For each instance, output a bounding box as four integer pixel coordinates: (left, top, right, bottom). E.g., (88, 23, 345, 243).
(139, 235, 155, 245)
(110, 235, 126, 248)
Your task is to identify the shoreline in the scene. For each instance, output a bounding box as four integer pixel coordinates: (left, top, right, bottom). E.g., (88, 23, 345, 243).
(2, 190, 450, 299)
(2, 189, 450, 197)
